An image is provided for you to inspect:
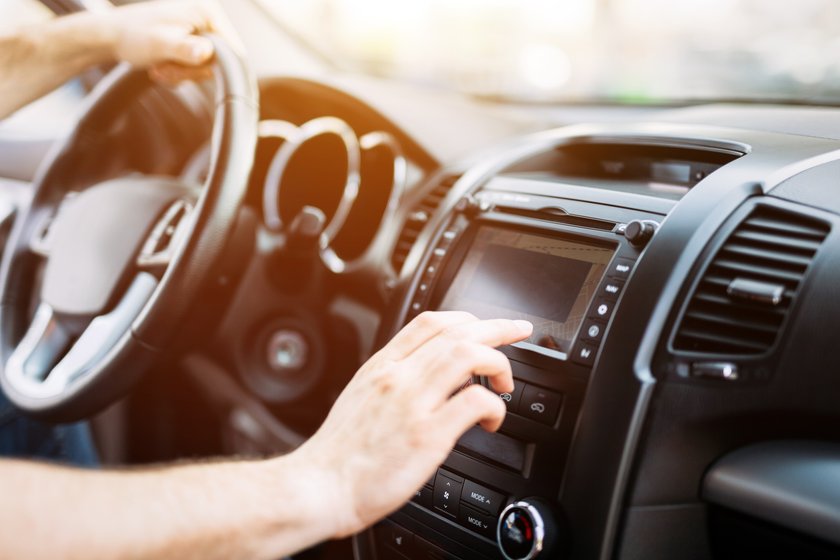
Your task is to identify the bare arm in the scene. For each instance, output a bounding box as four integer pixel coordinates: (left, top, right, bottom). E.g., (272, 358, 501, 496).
(0, 1, 232, 120)
(0, 455, 327, 560)
(0, 313, 532, 559)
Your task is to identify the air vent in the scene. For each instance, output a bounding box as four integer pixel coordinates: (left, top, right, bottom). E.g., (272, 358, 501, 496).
(391, 174, 460, 273)
(673, 206, 830, 355)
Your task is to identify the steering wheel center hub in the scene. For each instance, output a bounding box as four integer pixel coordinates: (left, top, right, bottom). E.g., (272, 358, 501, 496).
(41, 177, 193, 317)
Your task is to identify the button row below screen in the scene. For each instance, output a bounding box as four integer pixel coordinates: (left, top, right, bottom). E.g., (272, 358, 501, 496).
(410, 467, 508, 541)
(487, 378, 563, 427)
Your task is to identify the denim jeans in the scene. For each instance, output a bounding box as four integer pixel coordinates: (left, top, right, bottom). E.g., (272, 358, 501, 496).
(0, 389, 98, 466)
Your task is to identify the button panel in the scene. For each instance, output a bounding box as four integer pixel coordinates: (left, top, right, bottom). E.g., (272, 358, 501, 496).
(592, 298, 614, 320)
(407, 227, 461, 321)
(495, 381, 524, 413)
(519, 384, 563, 426)
(409, 467, 508, 540)
(581, 319, 606, 344)
(412, 483, 434, 509)
(599, 278, 624, 300)
(375, 521, 415, 558)
(609, 257, 634, 279)
(458, 505, 496, 540)
(462, 480, 505, 515)
(433, 471, 463, 518)
(571, 255, 636, 368)
(488, 378, 565, 427)
(571, 342, 598, 367)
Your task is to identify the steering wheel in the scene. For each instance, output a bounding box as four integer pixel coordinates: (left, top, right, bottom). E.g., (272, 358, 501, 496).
(0, 37, 258, 422)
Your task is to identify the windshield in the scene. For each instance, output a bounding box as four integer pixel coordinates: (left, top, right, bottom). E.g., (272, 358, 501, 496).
(254, 0, 840, 105)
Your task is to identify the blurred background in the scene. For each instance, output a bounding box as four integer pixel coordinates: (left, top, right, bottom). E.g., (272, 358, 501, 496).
(2, 0, 840, 112)
(256, 0, 840, 104)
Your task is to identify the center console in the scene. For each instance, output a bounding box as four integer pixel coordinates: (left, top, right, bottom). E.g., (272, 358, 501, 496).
(358, 133, 743, 560)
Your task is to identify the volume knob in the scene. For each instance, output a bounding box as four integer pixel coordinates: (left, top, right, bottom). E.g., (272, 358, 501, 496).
(497, 499, 558, 560)
(624, 219, 658, 247)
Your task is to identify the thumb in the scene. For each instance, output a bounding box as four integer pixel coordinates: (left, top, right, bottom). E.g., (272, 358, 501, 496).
(151, 31, 215, 66)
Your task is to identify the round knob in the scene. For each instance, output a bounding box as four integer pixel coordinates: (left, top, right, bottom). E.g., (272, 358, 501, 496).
(497, 499, 558, 560)
(266, 329, 308, 372)
(624, 220, 658, 247)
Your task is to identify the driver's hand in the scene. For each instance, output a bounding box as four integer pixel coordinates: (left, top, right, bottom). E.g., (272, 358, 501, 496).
(98, 0, 240, 84)
(292, 311, 532, 539)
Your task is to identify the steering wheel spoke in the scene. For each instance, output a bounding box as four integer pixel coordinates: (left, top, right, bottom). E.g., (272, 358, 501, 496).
(136, 198, 195, 273)
(5, 303, 71, 389)
(5, 273, 157, 400)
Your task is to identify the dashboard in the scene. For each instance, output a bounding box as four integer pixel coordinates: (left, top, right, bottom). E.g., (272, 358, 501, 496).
(231, 81, 840, 560)
(6, 70, 840, 560)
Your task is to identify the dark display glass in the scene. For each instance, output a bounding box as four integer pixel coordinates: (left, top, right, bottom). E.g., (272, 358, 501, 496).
(439, 227, 614, 358)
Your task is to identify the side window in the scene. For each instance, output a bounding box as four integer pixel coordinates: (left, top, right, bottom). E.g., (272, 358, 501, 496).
(0, 0, 87, 137)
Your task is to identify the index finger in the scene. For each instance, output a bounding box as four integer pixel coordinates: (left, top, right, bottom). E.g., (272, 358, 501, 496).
(374, 311, 479, 362)
(418, 318, 534, 354)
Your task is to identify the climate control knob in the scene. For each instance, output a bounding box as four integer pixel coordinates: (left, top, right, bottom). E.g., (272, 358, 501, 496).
(497, 499, 558, 560)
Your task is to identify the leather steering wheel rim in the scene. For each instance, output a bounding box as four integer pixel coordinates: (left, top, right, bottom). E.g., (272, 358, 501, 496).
(0, 36, 258, 422)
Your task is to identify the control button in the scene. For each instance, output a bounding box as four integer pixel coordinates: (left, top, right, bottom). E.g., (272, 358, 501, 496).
(497, 500, 558, 560)
(581, 320, 606, 344)
(494, 380, 524, 413)
(441, 229, 458, 244)
(459, 504, 497, 540)
(412, 484, 433, 509)
(376, 522, 414, 557)
(571, 342, 598, 367)
(519, 385, 562, 426)
(599, 279, 624, 301)
(410, 301, 424, 314)
(425, 263, 438, 276)
(592, 298, 614, 320)
(462, 480, 506, 515)
(608, 257, 634, 279)
(432, 247, 447, 259)
(433, 472, 463, 518)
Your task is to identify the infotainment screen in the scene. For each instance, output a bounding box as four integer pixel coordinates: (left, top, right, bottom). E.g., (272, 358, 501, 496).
(438, 227, 614, 358)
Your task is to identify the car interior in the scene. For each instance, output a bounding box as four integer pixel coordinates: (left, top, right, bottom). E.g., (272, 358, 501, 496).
(2, 0, 840, 559)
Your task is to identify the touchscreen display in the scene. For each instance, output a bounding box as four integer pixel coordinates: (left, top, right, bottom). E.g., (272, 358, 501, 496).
(438, 227, 614, 358)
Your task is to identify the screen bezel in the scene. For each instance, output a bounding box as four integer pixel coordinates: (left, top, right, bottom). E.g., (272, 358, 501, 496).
(429, 218, 618, 361)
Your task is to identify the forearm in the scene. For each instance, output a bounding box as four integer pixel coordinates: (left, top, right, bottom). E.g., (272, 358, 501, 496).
(0, 11, 117, 119)
(0, 453, 336, 560)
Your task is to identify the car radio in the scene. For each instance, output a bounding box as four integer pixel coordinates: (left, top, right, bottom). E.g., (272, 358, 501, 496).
(367, 185, 660, 560)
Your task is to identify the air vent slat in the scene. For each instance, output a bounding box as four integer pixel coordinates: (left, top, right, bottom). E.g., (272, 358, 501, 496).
(730, 230, 823, 254)
(673, 206, 829, 356)
(390, 174, 460, 274)
(719, 243, 813, 269)
(684, 310, 780, 334)
(676, 328, 770, 353)
(742, 217, 828, 240)
(691, 291, 788, 318)
(710, 259, 804, 285)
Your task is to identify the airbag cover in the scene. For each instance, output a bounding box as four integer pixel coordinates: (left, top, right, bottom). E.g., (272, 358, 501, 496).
(41, 177, 192, 316)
